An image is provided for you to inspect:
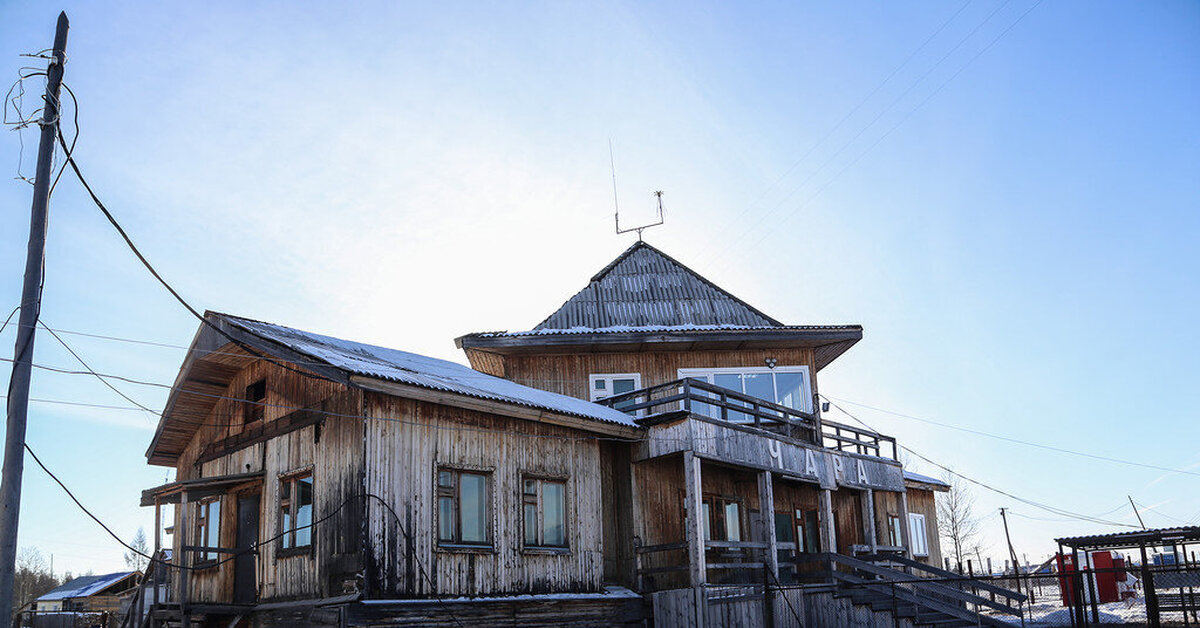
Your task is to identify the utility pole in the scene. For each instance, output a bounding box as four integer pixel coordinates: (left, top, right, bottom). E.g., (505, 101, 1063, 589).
(1129, 495, 1147, 530)
(999, 508, 1030, 599)
(0, 12, 69, 625)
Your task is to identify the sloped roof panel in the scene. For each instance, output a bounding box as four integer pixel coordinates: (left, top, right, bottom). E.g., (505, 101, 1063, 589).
(534, 241, 782, 330)
(38, 572, 137, 601)
(222, 315, 637, 428)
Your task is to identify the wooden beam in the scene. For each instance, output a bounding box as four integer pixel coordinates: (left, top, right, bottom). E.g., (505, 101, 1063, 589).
(757, 470, 782, 628)
(862, 489, 877, 554)
(898, 490, 913, 560)
(682, 451, 706, 626)
(819, 489, 836, 554)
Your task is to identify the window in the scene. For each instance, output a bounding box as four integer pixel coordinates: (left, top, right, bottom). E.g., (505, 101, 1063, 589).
(437, 468, 490, 547)
(678, 367, 812, 421)
(522, 477, 568, 549)
(909, 513, 929, 557)
(279, 472, 313, 552)
(244, 379, 266, 425)
(700, 496, 742, 542)
(590, 373, 642, 412)
(797, 509, 820, 553)
(887, 514, 903, 547)
(195, 497, 221, 563)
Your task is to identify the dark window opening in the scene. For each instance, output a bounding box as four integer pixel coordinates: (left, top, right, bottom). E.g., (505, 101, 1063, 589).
(244, 379, 266, 425)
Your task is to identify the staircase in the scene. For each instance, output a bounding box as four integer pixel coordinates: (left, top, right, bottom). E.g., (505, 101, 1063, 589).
(810, 553, 1027, 628)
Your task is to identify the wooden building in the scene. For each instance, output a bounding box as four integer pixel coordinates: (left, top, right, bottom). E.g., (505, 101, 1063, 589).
(136, 241, 1011, 628)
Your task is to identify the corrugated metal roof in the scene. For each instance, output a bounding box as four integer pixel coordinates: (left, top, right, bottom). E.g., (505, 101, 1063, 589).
(473, 324, 860, 338)
(221, 315, 638, 428)
(38, 572, 137, 601)
(533, 241, 784, 331)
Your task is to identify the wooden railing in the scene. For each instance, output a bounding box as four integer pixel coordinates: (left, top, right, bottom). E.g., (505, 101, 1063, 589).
(598, 378, 897, 460)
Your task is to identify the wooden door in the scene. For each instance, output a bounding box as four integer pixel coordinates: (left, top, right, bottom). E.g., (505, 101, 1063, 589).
(234, 492, 260, 605)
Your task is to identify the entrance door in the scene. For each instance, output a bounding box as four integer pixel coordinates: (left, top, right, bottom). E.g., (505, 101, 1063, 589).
(234, 492, 260, 605)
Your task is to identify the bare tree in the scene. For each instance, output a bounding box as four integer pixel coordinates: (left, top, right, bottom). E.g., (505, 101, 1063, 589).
(14, 546, 60, 612)
(937, 471, 984, 572)
(125, 527, 150, 572)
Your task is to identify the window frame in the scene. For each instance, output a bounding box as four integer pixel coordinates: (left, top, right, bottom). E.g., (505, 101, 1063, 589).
(908, 513, 929, 557)
(277, 470, 314, 557)
(887, 514, 904, 548)
(701, 495, 743, 543)
(521, 475, 570, 553)
(677, 366, 813, 417)
(436, 467, 493, 551)
(194, 497, 221, 566)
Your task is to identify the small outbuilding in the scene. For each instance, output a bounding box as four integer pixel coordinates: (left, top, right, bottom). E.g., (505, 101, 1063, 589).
(33, 571, 140, 613)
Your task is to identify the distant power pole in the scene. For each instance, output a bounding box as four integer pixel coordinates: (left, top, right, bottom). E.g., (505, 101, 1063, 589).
(0, 12, 69, 625)
(999, 508, 1030, 598)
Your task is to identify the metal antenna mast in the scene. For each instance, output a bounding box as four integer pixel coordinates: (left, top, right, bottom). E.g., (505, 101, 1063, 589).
(609, 141, 666, 241)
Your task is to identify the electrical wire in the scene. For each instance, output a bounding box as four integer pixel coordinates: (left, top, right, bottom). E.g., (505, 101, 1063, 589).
(824, 394, 1200, 478)
(821, 397, 1139, 529)
(24, 441, 465, 624)
(53, 123, 336, 388)
(36, 319, 158, 421)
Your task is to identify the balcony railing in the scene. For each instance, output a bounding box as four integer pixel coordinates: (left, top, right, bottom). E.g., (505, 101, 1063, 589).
(597, 377, 897, 460)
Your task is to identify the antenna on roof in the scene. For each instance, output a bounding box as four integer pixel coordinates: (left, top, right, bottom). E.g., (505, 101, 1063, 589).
(610, 140, 665, 242)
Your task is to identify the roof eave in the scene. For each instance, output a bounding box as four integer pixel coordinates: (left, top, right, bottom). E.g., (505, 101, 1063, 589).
(458, 327, 863, 353)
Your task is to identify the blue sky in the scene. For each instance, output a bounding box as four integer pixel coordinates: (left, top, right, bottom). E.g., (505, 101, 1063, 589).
(0, 1, 1197, 574)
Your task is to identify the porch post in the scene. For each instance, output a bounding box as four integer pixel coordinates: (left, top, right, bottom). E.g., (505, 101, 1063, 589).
(152, 495, 161, 624)
(757, 471, 781, 628)
(862, 489, 877, 554)
(683, 452, 707, 625)
(179, 490, 191, 628)
(898, 490, 913, 560)
(818, 489, 836, 554)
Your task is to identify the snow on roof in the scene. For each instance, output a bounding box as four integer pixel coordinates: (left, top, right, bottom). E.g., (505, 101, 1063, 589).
(474, 323, 860, 337)
(904, 470, 951, 488)
(38, 572, 137, 601)
(222, 315, 638, 428)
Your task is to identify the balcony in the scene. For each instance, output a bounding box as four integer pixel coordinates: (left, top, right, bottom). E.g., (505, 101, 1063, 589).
(596, 377, 897, 460)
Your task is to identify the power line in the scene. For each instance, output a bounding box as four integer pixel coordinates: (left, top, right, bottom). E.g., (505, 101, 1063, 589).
(821, 397, 1138, 529)
(53, 119, 336, 387)
(36, 320, 157, 422)
(825, 394, 1200, 478)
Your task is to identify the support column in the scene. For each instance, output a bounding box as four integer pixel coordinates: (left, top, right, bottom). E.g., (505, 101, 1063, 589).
(152, 496, 161, 625)
(818, 489, 836, 555)
(179, 491, 191, 628)
(683, 452, 706, 626)
(862, 489, 877, 554)
(758, 471, 781, 628)
(898, 490, 913, 560)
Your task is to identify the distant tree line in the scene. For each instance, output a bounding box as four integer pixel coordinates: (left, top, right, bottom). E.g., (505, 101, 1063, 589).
(14, 547, 62, 612)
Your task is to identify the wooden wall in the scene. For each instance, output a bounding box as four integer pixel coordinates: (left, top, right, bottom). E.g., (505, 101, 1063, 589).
(905, 488, 942, 567)
(362, 392, 605, 597)
(171, 358, 364, 605)
(465, 348, 819, 403)
(831, 490, 863, 554)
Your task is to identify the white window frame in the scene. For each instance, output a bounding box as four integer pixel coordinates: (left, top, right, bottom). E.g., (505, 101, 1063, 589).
(677, 366, 813, 414)
(908, 513, 929, 557)
(589, 373, 642, 402)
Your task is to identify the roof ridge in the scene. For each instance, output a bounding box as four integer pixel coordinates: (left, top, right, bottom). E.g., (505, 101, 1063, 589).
(532, 240, 784, 331)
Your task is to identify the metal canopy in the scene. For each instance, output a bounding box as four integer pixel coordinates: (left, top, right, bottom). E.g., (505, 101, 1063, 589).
(1056, 526, 1200, 551)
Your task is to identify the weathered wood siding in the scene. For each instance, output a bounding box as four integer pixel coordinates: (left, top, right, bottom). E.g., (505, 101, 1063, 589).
(465, 348, 819, 402)
(831, 490, 863, 554)
(905, 487, 942, 567)
(171, 357, 364, 605)
(362, 392, 605, 597)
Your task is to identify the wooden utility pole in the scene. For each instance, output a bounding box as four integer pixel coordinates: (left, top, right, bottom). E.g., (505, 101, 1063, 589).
(0, 12, 69, 625)
(1129, 495, 1147, 530)
(999, 508, 1030, 600)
